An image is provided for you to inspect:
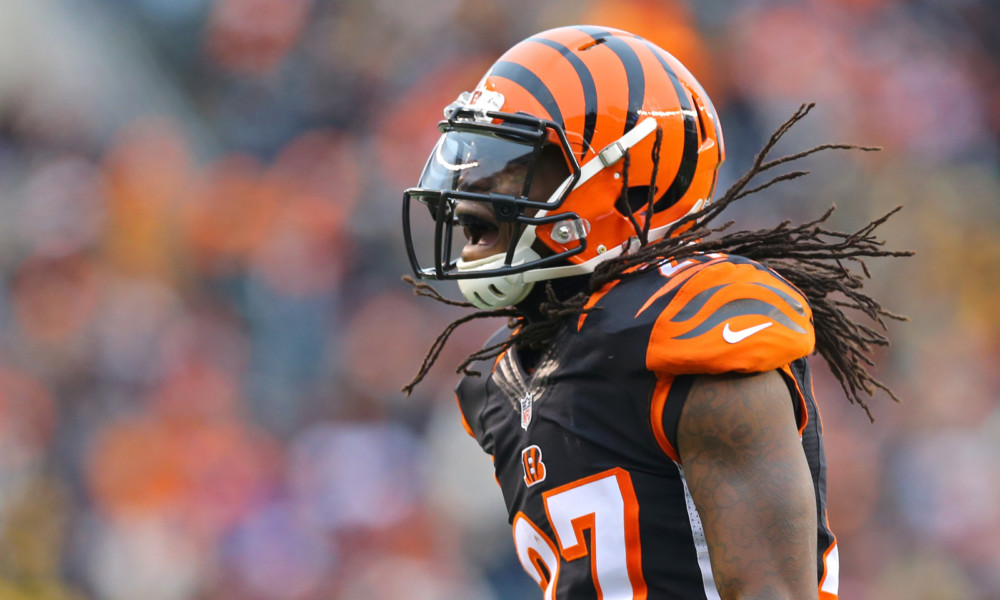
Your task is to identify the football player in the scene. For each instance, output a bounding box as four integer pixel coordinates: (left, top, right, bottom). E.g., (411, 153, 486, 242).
(401, 25, 907, 600)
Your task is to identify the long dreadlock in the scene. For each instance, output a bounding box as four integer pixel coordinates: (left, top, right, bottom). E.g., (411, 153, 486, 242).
(402, 103, 913, 421)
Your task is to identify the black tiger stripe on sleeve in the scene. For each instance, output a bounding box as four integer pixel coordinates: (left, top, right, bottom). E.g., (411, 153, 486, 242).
(646, 258, 815, 375)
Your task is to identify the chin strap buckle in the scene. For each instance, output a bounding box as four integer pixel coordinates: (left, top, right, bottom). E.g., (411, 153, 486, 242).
(598, 141, 627, 167)
(550, 217, 590, 243)
(575, 118, 658, 189)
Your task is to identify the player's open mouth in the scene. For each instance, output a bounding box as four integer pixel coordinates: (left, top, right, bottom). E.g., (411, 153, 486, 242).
(455, 202, 504, 259)
(458, 212, 499, 246)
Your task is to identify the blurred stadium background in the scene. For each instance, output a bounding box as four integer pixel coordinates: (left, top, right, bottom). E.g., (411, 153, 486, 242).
(0, 0, 998, 598)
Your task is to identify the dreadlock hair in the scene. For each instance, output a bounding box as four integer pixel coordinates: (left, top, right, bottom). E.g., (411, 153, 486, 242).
(402, 103, 913, 421)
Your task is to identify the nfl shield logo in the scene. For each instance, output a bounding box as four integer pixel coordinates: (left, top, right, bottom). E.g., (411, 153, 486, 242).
(520, 392, 533, 430)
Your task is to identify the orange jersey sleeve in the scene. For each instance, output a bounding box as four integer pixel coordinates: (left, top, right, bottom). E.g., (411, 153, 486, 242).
(645, 257, 814, 374)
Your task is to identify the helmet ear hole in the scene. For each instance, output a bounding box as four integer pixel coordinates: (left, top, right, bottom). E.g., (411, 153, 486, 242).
(616, 186, 652, 216)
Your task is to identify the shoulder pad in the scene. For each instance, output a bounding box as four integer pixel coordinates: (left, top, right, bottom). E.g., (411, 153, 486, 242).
(646, 256, 814, 374)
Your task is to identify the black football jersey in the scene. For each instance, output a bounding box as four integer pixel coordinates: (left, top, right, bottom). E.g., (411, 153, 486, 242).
(455, 254, 839, 599)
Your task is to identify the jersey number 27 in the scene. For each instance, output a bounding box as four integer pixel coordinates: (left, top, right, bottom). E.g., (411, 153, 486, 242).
(512, 468, 648, 599)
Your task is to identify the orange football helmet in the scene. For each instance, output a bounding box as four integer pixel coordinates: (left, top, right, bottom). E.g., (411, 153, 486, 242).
(402, 25, 725, 309)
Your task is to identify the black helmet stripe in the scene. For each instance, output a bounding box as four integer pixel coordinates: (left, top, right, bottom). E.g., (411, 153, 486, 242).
(491, 61, 564, 129)
(640, 41, 699, 212)
(527, 36, 598, 160)
(576, 26, 644, 135)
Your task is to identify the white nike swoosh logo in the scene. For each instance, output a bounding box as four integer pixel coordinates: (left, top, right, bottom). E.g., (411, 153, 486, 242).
(722, 321, 774, 344)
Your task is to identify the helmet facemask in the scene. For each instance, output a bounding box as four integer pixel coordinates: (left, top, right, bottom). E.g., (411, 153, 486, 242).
(402, 106, 585, 308)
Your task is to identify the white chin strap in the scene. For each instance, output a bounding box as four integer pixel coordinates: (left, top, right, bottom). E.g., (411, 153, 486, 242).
(456, 247, 542, 310)
(455, 118, 662, 310)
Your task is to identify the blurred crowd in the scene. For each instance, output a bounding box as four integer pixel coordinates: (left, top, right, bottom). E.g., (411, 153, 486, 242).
(0, 0, 998, 598)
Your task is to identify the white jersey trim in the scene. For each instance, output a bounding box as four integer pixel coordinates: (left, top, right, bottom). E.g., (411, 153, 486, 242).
(677, 464, 721, 600)
(820, 542, 840, 595)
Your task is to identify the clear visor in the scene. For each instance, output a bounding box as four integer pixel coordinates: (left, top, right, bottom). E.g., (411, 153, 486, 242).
(402, 126, 579, 280)
(417, 130, 538, 197)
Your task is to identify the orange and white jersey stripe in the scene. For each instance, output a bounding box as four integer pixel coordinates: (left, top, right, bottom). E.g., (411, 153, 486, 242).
(643, 255, 814, 375)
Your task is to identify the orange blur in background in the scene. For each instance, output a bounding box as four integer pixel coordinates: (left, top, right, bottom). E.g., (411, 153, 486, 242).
(0, 0, 998, 598)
